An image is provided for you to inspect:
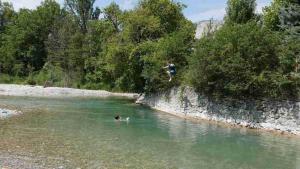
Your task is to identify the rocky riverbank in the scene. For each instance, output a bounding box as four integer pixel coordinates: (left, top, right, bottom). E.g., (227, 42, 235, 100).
(0, 84, 139, 99)
(136, 87, 300, 135)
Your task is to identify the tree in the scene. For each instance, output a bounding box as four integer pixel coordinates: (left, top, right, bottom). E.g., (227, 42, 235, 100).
(278, 0, 300, 88)
(0, 0, 14, 32)
(1, 0, 61, 76)
(263, 0, 294, 30)
(45, 10, 89, 87)
(65, 0, 98, 33)
(83, 0, 194, 92)
(225, 0, 256, 24)
(139, 0, 186, 33)
(83, 19, 119, 89)
(187, 22, 297, 99)
(103, 2, 122, 32)
(121, 0, 194, 92)
(279, 0, 300, 32)
(0, 0, 15, 75)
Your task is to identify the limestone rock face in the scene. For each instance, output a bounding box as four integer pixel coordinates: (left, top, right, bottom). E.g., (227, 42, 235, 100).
(195, 20, 223, 39)
(136, 87, 300, 135)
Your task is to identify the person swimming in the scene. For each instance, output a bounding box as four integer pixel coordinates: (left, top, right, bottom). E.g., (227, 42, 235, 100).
(114, 115, 130, 121)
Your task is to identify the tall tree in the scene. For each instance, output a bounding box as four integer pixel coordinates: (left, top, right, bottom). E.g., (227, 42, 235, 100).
(263, 0, 294, 30)
(139, 0, 186, 33)
(65, 0, 98, 33)
(103, 2, 122, 32)
(0, 0, 14, 75)
(279, 0, 300, 76)
(45, 11, 88, 87)
(0, 0, 14, 32)
(1, 0, 61, 76)
(225, 0, 256, 24)
(279, 0, 300, 32)
(120, 0, 194, 92)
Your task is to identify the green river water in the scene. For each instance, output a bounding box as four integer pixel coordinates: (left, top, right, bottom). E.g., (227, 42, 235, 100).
(0, 96, 299, 169)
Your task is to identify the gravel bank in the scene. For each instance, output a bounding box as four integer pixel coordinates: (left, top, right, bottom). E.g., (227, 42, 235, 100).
(0, 84, 139, 99)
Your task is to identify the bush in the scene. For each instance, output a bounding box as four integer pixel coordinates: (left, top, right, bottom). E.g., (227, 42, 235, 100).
(0, 74, 25, 84)
(26, 75, 37, 86)
(0, 74, 13, 83)
(186, 21, 298, 99)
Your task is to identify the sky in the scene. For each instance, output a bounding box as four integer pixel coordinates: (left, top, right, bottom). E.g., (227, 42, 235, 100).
(2, 0, 272, 22)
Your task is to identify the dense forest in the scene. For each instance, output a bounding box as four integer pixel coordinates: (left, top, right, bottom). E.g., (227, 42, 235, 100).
(0, 0, 299, 100)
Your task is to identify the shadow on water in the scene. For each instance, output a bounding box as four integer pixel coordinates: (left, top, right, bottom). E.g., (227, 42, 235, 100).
(0, 96, 299, 169)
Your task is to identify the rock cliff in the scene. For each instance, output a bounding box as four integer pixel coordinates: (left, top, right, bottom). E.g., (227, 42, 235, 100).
(136, 87, 300, 135)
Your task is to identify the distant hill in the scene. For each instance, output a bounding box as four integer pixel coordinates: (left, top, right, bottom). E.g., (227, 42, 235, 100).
(195, 20, 223, 39)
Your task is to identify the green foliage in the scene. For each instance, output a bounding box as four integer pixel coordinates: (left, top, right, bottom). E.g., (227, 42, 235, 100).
(0, 0, 61, 76)
(263, 0, 295, 30)
(0, 1, 14, 74)
(139, 0, 186, 33)
(65, 0, 98, 33)
(83, 0, 194, 93)
(45, 12, 86, 87)
(141, 20, 195, 92)
(0, 0, 299, 101)
(1, 0, 193, 93)
(225, 0, 256, 24)
(279, 1, 300, 31)
(0, 0, 14, 32)
(0, 74, 24, 84)
(186, 21, 298, 99)
(121, 0, 194, 93)
(103, 2, 122, 32)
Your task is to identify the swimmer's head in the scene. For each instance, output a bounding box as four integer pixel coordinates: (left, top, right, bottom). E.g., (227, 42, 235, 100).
(115, 115, 120, 120)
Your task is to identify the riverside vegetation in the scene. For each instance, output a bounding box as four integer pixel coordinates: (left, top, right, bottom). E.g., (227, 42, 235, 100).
(0, 0, 299, 100)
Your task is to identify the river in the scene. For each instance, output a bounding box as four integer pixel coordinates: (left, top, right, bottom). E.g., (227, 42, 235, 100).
(0, 96, 299, 169)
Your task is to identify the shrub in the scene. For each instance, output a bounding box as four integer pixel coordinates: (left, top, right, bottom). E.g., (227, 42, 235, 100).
(186, 21, 298, 99)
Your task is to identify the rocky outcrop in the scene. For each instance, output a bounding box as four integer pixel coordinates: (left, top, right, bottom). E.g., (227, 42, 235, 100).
(136, 87, 300, 135)
(195, 20, 223, 39)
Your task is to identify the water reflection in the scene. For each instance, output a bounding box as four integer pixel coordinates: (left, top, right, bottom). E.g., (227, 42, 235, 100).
(152, 108, 300, 169)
